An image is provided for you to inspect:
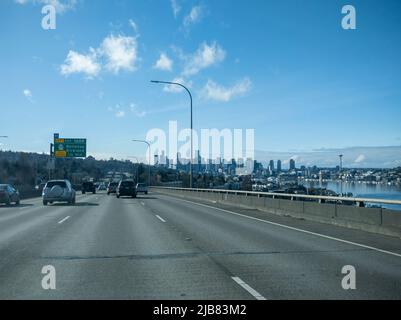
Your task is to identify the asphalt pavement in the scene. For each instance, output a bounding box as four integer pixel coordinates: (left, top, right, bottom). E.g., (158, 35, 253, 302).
(0, 191, 400, 299)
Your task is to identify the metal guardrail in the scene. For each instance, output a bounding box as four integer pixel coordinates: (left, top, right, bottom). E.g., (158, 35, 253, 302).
(152, 186, 401, 206)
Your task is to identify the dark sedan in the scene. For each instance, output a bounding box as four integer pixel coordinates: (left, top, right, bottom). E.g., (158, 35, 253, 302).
(0, 184, 20, 206)
(82, 181, 96, 194)
(116, 180, 137, 198)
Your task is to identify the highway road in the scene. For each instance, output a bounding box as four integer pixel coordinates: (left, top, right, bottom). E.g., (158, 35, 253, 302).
(0, 191, 400, 300)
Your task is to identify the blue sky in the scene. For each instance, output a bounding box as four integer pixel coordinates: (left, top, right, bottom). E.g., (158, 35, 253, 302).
(0, 0, 400, 167)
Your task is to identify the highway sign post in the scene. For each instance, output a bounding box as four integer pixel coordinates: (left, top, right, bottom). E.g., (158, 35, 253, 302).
(54, 137, 87, 158)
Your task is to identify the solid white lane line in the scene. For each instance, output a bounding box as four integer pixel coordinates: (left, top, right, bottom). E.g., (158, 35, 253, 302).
(141, 201, 145, 206)
(156, 215, 166, 223)
(232, 277, 267, 300)
(170, 197, 401, 259)
(58, 216, 70, 224)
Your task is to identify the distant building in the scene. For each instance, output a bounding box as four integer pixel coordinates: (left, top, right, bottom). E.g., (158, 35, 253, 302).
(290, 159, 296, 171)
(277, 160, 282, 172)
(269, 160, 275, 172)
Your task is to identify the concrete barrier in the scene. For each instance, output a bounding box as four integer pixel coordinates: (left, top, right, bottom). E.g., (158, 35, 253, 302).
(152, 187, 401, 238)
(304, 202, 336, 219)
(382, 209, 401, 229)
(336, 205, 382, 226)
(279, 199, 304, 214)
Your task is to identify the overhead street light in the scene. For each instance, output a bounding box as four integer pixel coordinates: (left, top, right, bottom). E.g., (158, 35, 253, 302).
(132, 140, 151, 187)
(151, 80, 193, 188)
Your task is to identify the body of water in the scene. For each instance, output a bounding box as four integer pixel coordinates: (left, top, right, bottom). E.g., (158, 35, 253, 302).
(301, 181, 401, 211)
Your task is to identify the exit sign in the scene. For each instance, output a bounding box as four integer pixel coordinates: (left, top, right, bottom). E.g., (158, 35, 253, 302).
(54, 138, 87, 158)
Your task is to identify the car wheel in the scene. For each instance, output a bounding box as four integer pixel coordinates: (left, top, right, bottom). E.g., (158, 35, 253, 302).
(43, 200, 48, 206)
(145, 191, 148, 195)
(82, 191, 86, 194)
(16, 200, 20, 206)
(5, 198, 10, 206)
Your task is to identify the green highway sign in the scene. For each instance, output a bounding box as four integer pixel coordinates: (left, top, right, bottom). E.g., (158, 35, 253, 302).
(54, 138, 87, 158)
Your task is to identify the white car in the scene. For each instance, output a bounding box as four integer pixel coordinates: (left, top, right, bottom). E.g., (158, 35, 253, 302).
(136, 183, 148, 195)
(42, 180, 76, 206)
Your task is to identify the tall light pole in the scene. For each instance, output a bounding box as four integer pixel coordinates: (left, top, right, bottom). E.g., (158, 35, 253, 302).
(133, 140, 151, 186)
(127, 156, 140, 183)
(339, 154, 344, 196)
(151, 80, 193, 189)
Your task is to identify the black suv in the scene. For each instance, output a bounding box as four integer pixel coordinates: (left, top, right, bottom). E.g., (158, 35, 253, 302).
(116, 180, 137, 198)
(82, 181, 96, 194)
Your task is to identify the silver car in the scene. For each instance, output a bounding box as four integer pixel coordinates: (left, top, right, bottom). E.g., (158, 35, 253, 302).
(136, 183, 148, 195)
(42, 180, 76, 206)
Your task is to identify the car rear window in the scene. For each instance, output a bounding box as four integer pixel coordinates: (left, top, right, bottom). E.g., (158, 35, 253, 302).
(46, 181, 67, 188)
(121, 181, 134, 187)
(0, 185, 7, 191)
(110, 183, 118, 187)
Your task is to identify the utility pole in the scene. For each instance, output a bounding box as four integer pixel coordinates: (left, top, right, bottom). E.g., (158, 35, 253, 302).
(128, 156, 140, 183)
(132, 140, 151, 187)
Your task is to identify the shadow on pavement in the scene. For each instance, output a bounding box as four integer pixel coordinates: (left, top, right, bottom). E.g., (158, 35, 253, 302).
(136, 196, 158, 200)
(50, 202, 99, 207)
(0, 203, 34, 209)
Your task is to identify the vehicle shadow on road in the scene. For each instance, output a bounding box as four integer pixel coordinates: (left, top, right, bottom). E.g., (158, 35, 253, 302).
(136, 196, 158, 200)
(0, 204, 34, 209)
(51, 202, 99, 207)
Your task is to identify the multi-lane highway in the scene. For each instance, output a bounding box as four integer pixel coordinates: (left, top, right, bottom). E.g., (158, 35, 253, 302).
(0, 191, 400, 299)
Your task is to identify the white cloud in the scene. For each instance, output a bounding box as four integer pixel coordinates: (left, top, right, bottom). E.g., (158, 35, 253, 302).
(23, 89, 34, 102)
(170, 0, 181, 18)
(14, 0, 77, 14)
(60, 49, 101, 78)
(153, 53, 173, 71)
(183, 6, 204, 28)
(23, 89, 32, 98)
(128, 19, 139, 33)
(115, 110, 125, 118)
(355, 154, 366, 163)
(163, 77, 192, 93)
(130, 103, 147, 117)
(202, 78, 252, 102)
(60, 33, 139, 78)
(183, 42, 226, 76)
(100, 35, 139, 74)
(108, 104, 125, 118)
(109, 103, 146, 119)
